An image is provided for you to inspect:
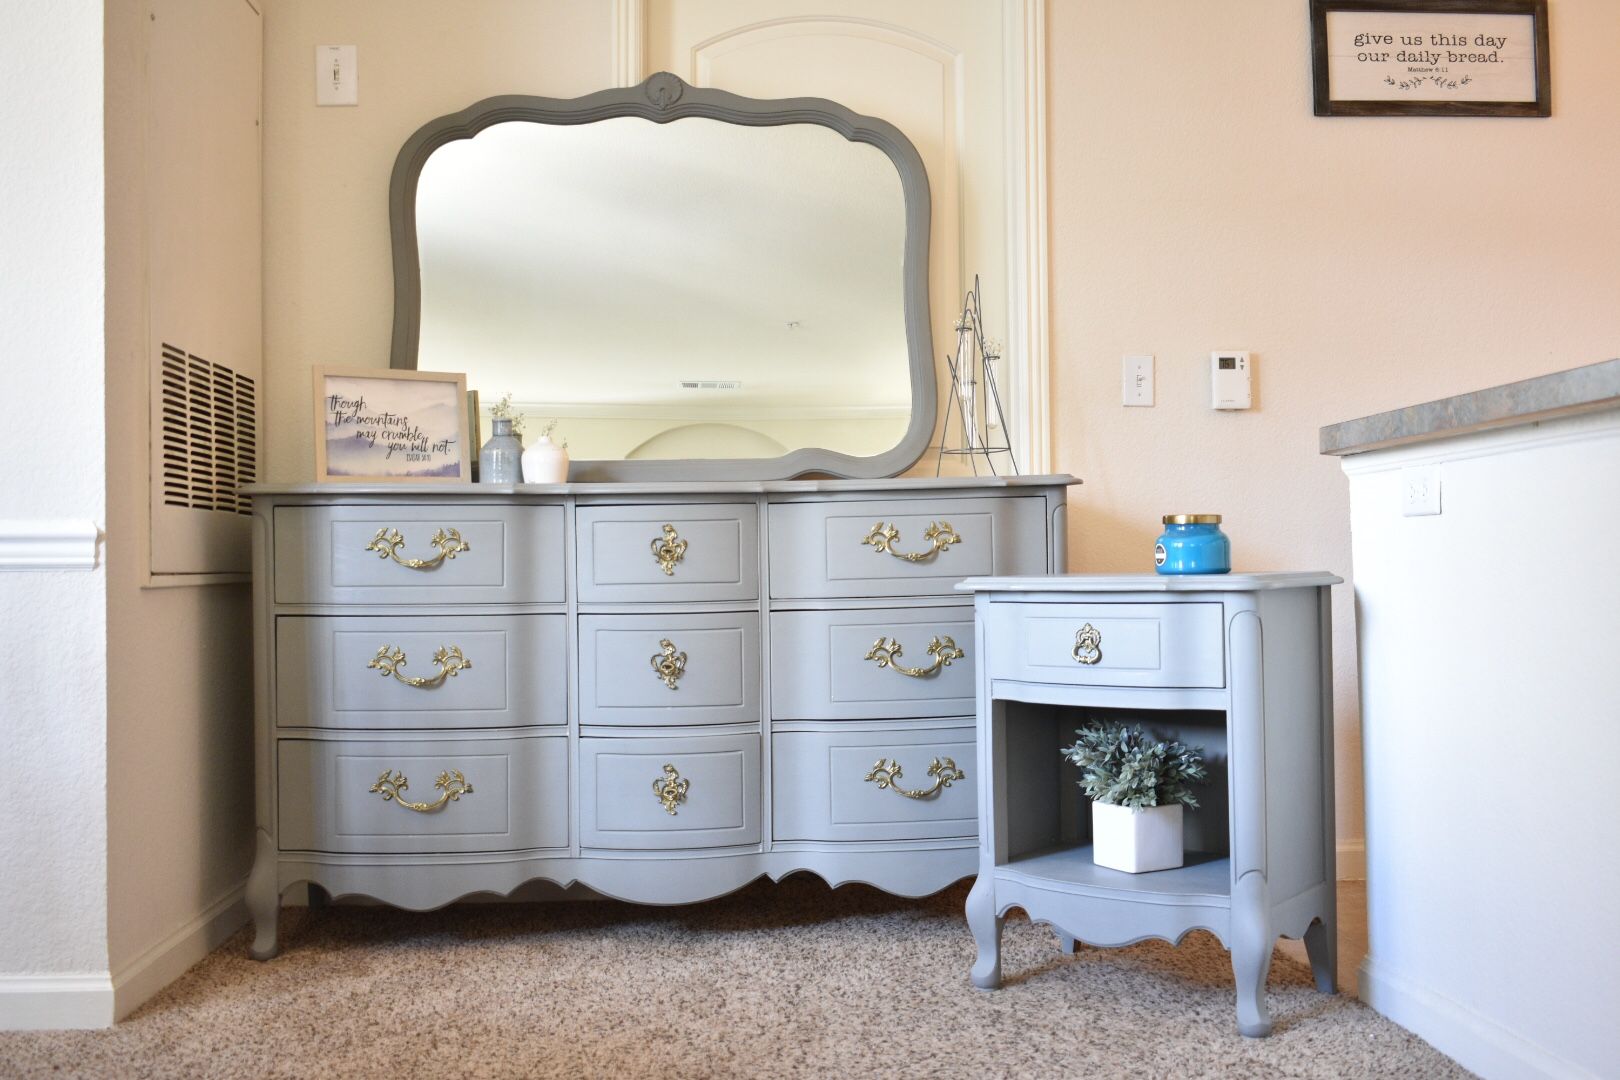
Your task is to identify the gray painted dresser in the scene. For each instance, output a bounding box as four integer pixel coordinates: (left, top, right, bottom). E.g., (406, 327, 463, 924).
(245, 476, 1074, 957)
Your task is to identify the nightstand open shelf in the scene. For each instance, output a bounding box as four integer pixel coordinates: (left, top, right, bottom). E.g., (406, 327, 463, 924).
(961, 574, 1340, 1037)
(1000, 845, 1231, 901)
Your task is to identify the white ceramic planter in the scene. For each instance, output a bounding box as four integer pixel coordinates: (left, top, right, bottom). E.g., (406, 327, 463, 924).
(1091, 801, 1184, 873)
(520, 435, 570, 484)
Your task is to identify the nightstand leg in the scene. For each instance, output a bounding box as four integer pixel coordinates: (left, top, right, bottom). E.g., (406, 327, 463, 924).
(1304, 917, 1336, 993)
(966, 873, 1003, 989)
(1231, 869, 1274, 1037)
(247, 829, 280, 961)
(1056, 931, 1078, 955)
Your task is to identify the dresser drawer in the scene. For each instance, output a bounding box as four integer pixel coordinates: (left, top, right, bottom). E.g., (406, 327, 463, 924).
(768, 496, 1047, 599)
(579, 734, 760, 849)
(577, 503, 757, 603)
(276, 615, 565, 730)
(771, 607, 974, 720)
(773, 724, 976, 842)
(273, 504, 564, 605)
(277, 734, 568, 854)
(984, 600, 1226, 689)
(579, 613, 760, 727)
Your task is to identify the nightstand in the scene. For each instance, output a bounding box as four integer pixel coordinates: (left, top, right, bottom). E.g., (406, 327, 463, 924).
(961, 574, 1340, 1037)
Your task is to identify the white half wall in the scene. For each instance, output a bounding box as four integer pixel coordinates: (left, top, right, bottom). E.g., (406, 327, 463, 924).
(1345, 409, 1620, 1079)
(0, 0, 112, 1027)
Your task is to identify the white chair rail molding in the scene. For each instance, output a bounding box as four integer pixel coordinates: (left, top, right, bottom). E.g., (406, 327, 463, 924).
(0, 520, 102, 571)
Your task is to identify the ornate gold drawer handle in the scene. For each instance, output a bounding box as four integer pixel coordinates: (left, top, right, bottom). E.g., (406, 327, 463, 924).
(651, 524, 688, 576)
(369, 769, 473, 813)
(861, 520, 961, 563)
(650, 638, 687, 690)
(653, 763, 689, 815)
(364, 526, 469, 570)
(368, 644, 472, 687)
(1072, 623, 1102, 666)
(864, 635, 965, 678)
(864, 757, 966, 800)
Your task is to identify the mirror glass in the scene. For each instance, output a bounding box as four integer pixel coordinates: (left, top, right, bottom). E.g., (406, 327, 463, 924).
(414, 115, 911, 464)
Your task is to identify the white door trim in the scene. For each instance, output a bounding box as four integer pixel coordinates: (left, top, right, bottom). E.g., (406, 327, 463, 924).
(1003, 0, 1050, 473)
(611, 0, 646, 87)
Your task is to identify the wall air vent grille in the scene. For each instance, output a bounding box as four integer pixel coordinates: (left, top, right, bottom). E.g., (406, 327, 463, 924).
(678, 379, 742, 391)
(158, 343, 257, 516)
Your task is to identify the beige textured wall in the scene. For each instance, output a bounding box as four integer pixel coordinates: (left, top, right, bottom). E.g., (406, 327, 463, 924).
(1047, 0, 1620, 850)
(262, 0, 612, 482)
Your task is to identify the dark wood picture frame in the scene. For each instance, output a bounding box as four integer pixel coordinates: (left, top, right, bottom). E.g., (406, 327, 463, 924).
(1310, 0, 1550, 117)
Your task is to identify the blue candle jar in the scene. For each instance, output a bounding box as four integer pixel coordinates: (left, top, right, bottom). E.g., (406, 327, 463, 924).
(1154, 514, 1230, 575)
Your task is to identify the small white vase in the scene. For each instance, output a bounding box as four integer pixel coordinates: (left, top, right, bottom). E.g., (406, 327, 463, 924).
(1091, 802, 1184, 873)
(520, 434, 570, 484)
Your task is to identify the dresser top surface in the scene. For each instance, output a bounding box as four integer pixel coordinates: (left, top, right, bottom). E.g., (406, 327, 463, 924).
(245, 474, 1079, 498)
(961, 572, 1341, 593)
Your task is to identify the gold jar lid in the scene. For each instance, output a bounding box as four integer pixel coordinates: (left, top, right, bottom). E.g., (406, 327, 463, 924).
(1162, 514, 1222, 525)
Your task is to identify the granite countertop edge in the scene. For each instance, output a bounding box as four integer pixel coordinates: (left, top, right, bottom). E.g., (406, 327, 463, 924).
(1319, 358, 1620, 457)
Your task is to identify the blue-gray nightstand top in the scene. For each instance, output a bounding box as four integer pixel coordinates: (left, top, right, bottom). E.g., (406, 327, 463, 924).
(959, 572, 1342, 593)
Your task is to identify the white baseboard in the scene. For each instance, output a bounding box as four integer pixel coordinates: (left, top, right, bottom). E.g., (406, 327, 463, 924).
(0, 885, 247, 1031)
(0, 974, 116, 1030)
(1336, 839, 1366, 881)
(1358, 957, 1599, 1080)
(110, 885, 248, 1021)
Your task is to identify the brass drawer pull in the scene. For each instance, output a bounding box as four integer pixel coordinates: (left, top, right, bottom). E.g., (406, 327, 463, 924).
(364, 526, 469, 570)
(369, 769, 473, 813)
(861, 520, 961, 563)
(651, 524, 688, 576)
(653, 763, 690, 815)
(369, 644, 472, 687)
(864, 757, 965, 800)
(651, 638, 687, 690)
(1072, 624, 1102, 666)
(864, 635, 965, 678)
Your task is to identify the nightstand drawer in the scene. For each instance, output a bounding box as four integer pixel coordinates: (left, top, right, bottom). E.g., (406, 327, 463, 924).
(577, 503, 757, 603)
(984, 600, 1225, 689)
(578, 612, 760, 727)
(579, 734, 760, 849)
(771, 607, 974, 719)
(276, 614, 566, 730)
(768, 496, 1047, 599)
(773, 724, 976, 842)
(277, 734, 568, 854)
(273, 504, 564, 605)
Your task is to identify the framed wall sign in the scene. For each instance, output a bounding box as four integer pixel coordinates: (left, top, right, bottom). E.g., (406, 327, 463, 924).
(313, 366, 470, 482)
(1310, 0, 1550, 117)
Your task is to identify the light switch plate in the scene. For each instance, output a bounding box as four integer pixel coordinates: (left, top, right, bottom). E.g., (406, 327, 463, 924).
(316, 45, 358, 106)
(1401, 465, 1441, 516)
(1123, 355, 1154, 407)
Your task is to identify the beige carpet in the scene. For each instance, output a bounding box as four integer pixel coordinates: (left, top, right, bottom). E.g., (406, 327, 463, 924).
(1, 876, 1466, 1079)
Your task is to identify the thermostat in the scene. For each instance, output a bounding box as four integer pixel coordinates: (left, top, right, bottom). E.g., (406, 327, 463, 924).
(1210, 351, 1252, 410)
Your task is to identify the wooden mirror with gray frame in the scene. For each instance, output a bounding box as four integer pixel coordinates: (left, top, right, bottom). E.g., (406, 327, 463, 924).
(389, 72, 936, 482)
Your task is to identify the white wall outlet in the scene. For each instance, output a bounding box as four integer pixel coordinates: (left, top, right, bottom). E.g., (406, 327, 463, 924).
(1401, 465, 1442, 517)
(1123, 354, 1154, 407)
(315, 45, 358, 106)
(1211, 351, 1252, 409)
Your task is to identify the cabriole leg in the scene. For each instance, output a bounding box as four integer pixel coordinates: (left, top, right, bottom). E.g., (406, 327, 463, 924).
(1303, 917, 1336, 993)
(966, 873, 1004, 989)
(1230, 869, 1274, 1036)
(246, 829, 280, 961)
